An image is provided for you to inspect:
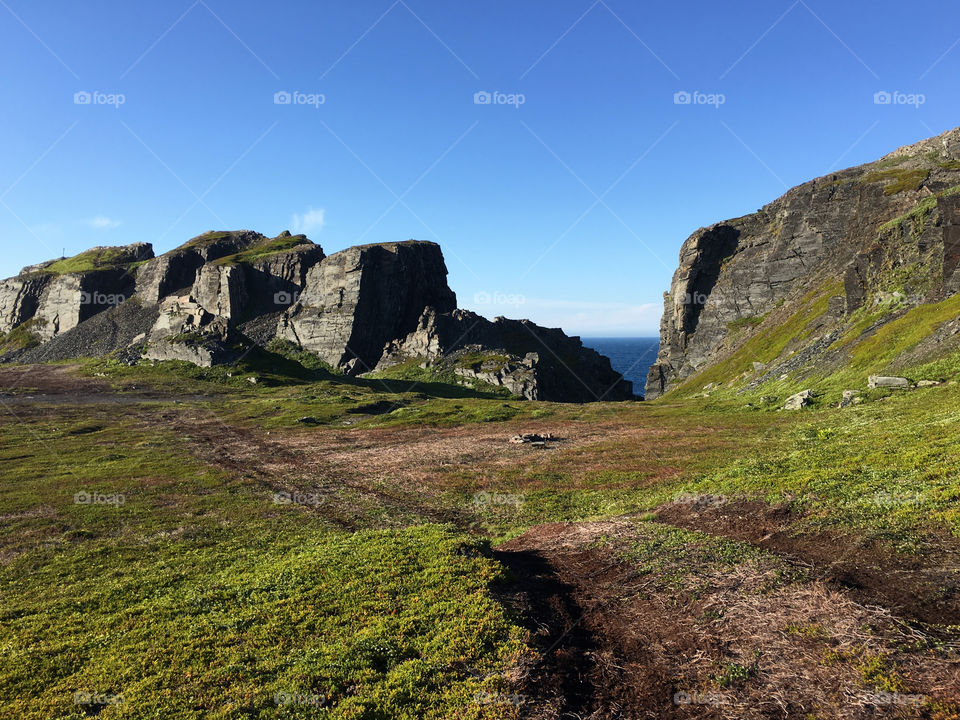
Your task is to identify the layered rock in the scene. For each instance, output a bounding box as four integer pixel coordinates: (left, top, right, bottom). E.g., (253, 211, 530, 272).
(0, 243, 152, 341)
(2, 232, 632, 403)
(646, 126, 960, 398)
(143, 295, 241, 367)
(278, 241, 456, 373)
(377, 308, 634, 402)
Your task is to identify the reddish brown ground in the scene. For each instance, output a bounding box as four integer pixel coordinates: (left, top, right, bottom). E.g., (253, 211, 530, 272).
(3, 365, 959, 719)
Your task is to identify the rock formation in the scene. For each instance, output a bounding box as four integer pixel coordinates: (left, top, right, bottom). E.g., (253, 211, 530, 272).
(0, 232, 634, 402)
(277, 241, 456, 373)
(647, 126, 960, 398)
(377, 308, 634, 401)
(0, 243, 152, 341)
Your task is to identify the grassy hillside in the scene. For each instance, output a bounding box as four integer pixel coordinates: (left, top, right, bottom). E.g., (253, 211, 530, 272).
(1, 344, 959, 717)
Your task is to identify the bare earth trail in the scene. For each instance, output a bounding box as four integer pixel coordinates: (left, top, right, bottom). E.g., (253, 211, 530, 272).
(2, 365, 959, 718)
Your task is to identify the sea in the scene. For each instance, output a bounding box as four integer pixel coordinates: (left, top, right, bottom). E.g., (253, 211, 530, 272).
(581, 337, 660, 398)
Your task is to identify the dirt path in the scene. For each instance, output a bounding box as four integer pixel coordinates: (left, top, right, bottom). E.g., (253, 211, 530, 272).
(4, 365, 959, 718)
(656, 500, 960, 626)
(496, 521, 960, 720)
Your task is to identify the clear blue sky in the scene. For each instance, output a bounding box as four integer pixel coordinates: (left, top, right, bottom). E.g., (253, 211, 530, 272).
(1, 1, 957, 335)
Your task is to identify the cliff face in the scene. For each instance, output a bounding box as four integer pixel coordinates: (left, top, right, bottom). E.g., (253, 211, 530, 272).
(646, 126, 960, 398)
(0, 243, 153, 341)
(278, 241, 457, 373)
(1, 233, 633, 402)
(378, 308, 634, 401)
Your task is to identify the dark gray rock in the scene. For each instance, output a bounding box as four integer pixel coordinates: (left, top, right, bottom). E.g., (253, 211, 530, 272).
(647, 127, 960, 398)
(377, 307, 635, 402)
(278, 241, 456, 373)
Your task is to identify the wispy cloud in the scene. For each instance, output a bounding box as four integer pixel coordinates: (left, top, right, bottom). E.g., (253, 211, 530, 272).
(87, 216, 122, 230)
(290, 208, 325, 235)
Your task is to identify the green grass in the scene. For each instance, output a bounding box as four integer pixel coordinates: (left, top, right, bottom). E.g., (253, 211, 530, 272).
(40, 247, 139, 276)
(861, 168, 930, 195)
(0, 410, 529, 719)
(672, 280, 843, 397)
(0, 318, 45, 354)
(183, 231, 232, 248)
(217, 235, 313, 266)
(726, 315, 765, 332)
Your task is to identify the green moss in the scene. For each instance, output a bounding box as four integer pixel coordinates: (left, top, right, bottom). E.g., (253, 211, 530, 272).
(726, 315, 766, 332)
(861, 168, 929, 195)
(0, 318, 45, 354)
(41, 247, 135, 275)
(217, 234, 312, 266)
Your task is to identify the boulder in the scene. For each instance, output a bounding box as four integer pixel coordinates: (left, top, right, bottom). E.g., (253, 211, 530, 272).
(840, 389, 860, 406)
(783, 389, 813, 410)
(867, 375, 910, 389)
(839, 389, 861, 408)
(143, 295, 240, 367)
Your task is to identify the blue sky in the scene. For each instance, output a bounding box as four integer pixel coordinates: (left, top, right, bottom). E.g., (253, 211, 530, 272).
(1, 1, 958, 335)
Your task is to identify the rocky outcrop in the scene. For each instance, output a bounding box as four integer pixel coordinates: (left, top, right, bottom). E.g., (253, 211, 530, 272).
(377, 307, 634, 402)
(278, 241, 457, 373)
(647, 126, 960, 398)
(2, 232, 632, 403)
(187, 232, 325, 322)
(0, 243, 152, 341)
(143, 296, 241, 367)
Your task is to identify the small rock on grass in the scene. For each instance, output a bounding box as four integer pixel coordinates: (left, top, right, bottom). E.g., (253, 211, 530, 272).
(782, 389, 813, 410)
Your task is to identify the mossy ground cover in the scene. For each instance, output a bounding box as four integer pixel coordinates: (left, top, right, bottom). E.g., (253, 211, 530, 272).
(41, 248, 138, 276)
(4, 340, 960, 716)
(0, 404, 528, 719)
(217, 235, 313, 266)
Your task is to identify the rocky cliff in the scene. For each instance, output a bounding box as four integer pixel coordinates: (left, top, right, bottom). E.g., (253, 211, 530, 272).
(646, 126, 960, 399)
(278, 241, 457, 373)
(0, 232, 633, 402)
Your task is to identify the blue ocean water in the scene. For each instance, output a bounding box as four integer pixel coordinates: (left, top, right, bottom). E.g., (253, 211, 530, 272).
(581, 337, 660, 398)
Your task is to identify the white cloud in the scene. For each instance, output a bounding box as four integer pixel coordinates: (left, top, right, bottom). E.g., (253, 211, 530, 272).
(464, 296, 662, 336)
(87, 216, 122, 230)
(290, 208, 325, 236)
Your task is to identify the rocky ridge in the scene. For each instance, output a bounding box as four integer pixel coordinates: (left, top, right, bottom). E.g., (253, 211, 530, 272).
(0, 232, 633, 402)
(646, 126, 960, 399)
